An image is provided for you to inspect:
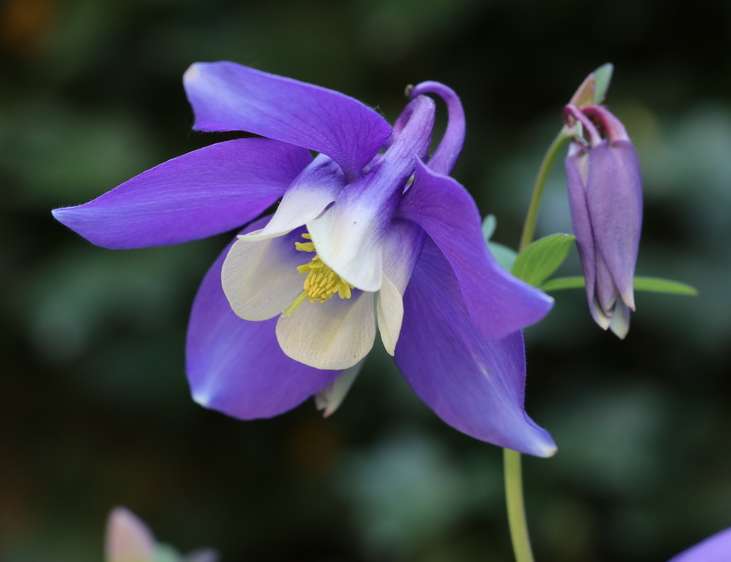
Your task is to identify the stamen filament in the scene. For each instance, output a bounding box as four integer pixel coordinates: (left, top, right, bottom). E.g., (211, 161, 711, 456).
(283, 291, 307, 317)
(284, 232, 354, 316)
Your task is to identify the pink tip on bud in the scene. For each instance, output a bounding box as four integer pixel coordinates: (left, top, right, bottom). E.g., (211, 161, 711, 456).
(581, 105, 630, 143)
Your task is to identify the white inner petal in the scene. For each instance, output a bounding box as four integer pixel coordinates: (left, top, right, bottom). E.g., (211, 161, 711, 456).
(307, 202, 384, 292)
(275, 291, 376, 370)
(381, 220, 423, 293)
(376, 274, 404, 356)
(221, 235, 304, 321)
(243, 184, 340, 242)
(314, 360, 364, 417)
(242, 155, 344, 242)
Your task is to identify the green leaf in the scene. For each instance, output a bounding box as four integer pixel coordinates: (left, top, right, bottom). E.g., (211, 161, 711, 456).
(541, 276, 585, 291)
(482, 214, 497, 241)
(593, 63, 614, 104)
(634, 276, 698, 296)
(489, 242, 517, 272)
(541, 275, 698, 296)
(511, 233, 576, 287)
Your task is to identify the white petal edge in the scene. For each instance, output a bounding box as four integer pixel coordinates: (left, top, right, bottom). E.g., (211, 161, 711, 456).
(275, 292, 376, 370)
(242, 156, 344, 242)
(221, 235, 304, 321)
(376, 275, 404, 356)
(315, 360, 364, 417)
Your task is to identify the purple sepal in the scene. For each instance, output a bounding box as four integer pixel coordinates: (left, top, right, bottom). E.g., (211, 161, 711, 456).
(52, 138, 310, 249)
(395, 238, 556, 457)
(183, 61, 392, 179)
(670, 528, 731, 562)
(397, 159, 553, 339)
(186, 219, 336, 419)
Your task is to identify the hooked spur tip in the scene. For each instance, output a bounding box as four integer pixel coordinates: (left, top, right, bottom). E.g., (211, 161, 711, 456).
(622, 289, 637, 312)
(589, 301, 611, 331)
(609, 301, 631, 339)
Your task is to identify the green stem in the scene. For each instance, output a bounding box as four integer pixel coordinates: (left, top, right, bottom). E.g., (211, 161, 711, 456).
(504, 129, 569, 562)
(504, 449, 533, 562)
(518, 131, 570, 252)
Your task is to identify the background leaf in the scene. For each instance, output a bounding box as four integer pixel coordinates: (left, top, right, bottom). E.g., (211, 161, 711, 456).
(481, 214, 497, 241)
(488, 242, 517, 272)
(511, 233, 575, 286)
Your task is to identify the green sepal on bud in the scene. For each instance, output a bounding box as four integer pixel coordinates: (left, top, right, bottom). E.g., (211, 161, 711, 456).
(569, 63, 614, 108)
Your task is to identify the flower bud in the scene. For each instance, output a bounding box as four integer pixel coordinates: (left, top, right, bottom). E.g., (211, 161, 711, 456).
(564, 104, 643, 338)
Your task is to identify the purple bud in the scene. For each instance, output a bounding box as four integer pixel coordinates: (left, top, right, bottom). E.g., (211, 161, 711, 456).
(564, 104, 643, 338)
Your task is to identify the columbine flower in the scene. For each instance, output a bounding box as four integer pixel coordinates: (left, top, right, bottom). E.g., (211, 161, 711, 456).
(669, 528, 731, 562)
(564, 103, 643, 338)
(105, 507, 217, 562)
(53, 62, 556, 456)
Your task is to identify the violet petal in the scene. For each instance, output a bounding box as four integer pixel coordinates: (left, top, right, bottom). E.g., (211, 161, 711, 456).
(670, 528, 731, 562)
(186, 221, 335, 419)
(394, 238, 556, 457)
(184, 61, 392, 180)
(52, 138, 310, 249)
(397, 159, 553, 339)
(586, 141, 642, 310)
(565, 151, 608, 328)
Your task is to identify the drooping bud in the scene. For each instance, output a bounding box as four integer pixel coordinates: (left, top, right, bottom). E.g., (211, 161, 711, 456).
(564, 103, 643, 338)
(105, 507, 218, 562)
(105, 508, 156, 562)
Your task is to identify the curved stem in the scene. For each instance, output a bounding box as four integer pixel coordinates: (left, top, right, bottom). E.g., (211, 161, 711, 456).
(518, 131, 570, 252)
(504, 129, 569, 562)
(504, 449, 534, 562)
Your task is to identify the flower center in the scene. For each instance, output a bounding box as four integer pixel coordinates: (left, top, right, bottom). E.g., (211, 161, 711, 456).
(283, 233, 353, 316)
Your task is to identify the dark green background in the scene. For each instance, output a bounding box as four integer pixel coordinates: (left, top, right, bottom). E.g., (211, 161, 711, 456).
(2, 0, 730, 560)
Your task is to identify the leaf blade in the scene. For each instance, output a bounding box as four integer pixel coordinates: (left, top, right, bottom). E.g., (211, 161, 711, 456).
(634, 276, 698, 296)
(541, 275, 698, 296)
(512, 233, 576, 287)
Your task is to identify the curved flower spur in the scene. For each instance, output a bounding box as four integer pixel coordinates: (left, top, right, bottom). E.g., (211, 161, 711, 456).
(53, 62, 556, 456)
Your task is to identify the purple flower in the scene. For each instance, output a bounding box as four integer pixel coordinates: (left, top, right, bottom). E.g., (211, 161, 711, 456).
(670, 528, 731, 562)
(564, 104, 643, 338)
(53, 62, 555, 456)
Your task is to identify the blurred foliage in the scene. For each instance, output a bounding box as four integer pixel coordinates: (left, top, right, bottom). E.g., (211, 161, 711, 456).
(1, 0, 730, 561)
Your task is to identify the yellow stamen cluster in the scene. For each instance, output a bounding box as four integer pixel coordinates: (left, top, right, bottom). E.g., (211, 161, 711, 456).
(283, 233, 353, 316)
